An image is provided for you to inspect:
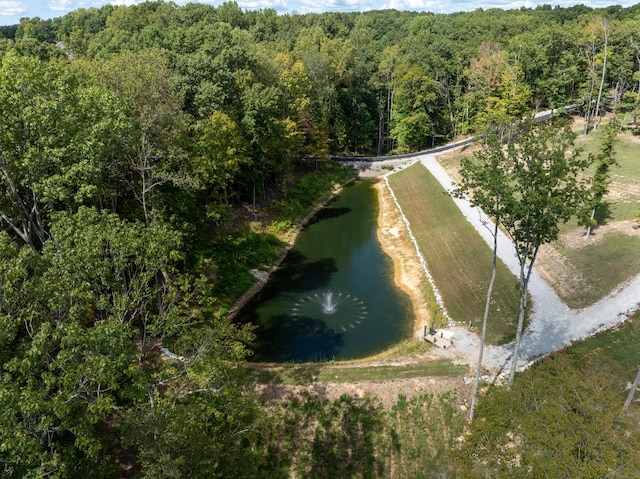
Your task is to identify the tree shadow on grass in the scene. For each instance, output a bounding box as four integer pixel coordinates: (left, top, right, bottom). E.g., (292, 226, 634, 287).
(307, 395, 385, 479)
(267, 394, 385, 479)
(245, 363, 323, 387)
(593, 201, 614, 224)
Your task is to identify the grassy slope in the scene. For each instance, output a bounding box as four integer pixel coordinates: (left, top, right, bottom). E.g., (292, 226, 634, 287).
(247, 357, 466, 385)
(567, 309, 640, 376)
(441, 122, 640, 309)
(388, 162, 521, 345)
(558, 232, 640, 308)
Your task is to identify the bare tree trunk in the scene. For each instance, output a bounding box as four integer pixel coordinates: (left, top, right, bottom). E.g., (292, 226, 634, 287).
(593, 20, 609, 131)
(377, 105, 384, 157)
(583, 42, 597, 135)
(508, 246, 539, 388)
(623, 367, 640, 412)
(469, 214, 499, 423)
(252, 180, 257, 221)
(586, 206, 597, 238)
(444, 76, 457, 139)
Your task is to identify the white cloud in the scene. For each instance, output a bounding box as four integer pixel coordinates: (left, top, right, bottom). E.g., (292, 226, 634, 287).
(109, 0, 139, 6)
(48, 0, 74, 12)
(238, 0, 287, 11)
(0, 0, 27, 16)
(292, 0, 379, 14)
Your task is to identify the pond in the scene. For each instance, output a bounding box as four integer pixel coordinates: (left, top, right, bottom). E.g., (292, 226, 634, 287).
(238, 180, 413, 362)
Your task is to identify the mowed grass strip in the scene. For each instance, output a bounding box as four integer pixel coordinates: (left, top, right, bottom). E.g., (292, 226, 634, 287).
(388, 162, 521, 345)
(558, 232, 640, 309)
(246, 357, 467, 385)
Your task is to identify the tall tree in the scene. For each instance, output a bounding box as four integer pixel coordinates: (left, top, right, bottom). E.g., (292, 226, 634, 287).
(581, 17, 611, 134)
(0, 206, 182, 476)
(466, 117, 592, 386)
(0, 53, 131, 248)
(455, 135, 511, 421)
(374, 44, 401, 154)
(190, 110, 250, 212)
(578, 119, 619, 238)
(390, 63, 438, 151)
(96, 50, 187, 225)
(593, 18, 611, 131)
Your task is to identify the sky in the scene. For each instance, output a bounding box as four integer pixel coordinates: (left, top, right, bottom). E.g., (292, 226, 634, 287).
(0, 0, 637, 27)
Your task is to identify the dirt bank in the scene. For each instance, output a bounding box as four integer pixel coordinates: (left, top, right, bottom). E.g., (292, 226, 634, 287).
(254, 375, 467, 410)
(373, 179, 432, 333)
(252, 175, 470, 407)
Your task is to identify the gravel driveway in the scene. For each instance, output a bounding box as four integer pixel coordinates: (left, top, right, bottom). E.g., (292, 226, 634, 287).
(380, 144, 640, 379)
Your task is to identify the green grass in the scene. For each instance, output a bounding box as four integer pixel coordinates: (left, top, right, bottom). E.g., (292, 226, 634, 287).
(388, 162, 522, 345)
(576, 125, 640, 222)
(246, 355, 467, 385)
(443, 123, 640, 309)
(556, 232, 640, 308)
(566, 309, 640, 381)
(580, 126, 640, 179)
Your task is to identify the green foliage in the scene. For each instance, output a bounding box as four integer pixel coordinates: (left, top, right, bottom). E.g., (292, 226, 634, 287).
(0, 53, 133, 247)
(260, 392, 463, 478)
(269, 219, 293, 235)
(390, 63, 439, 151)
(121, 319, 264, 479)
(458, 352, 640, 477)
(3, 3, 640, 476)
(577, 119, 620, 230)
(268, 163, 355, 220)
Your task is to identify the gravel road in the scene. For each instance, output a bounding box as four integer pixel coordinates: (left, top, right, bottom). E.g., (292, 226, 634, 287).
(381, 145, 640, 379)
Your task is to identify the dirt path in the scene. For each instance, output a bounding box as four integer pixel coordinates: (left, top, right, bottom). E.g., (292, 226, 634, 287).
(373, 180, 433, 332)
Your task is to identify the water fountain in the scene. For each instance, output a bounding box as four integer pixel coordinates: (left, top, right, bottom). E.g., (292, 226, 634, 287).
(322, 291, 338, 314)
(237, 181, 411, 361)
(292, 290, 367, 333)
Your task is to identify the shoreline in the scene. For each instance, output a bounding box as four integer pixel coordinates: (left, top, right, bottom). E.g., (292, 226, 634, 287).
(373, 179, 431, 335)
(226, 177, 357, 321)
(227, 172, 431, 338)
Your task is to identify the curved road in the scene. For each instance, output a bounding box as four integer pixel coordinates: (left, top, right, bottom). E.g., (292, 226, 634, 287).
(369, 138, 640, 378)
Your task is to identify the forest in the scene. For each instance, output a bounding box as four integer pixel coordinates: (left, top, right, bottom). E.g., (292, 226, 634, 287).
(1, 1, 640, 477)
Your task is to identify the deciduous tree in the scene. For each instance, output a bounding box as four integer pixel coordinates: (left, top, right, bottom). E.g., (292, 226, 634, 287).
(462, 117, 592, 387)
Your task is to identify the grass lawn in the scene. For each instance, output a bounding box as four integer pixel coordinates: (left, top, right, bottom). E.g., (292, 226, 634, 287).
(246, 357, 467, 385)
(556, 232, 640, 308)
(388, 162, 522, 345)
(441, 119, 640, 308)
(575, 122, 640, 222)
(566, 309, 640, 382)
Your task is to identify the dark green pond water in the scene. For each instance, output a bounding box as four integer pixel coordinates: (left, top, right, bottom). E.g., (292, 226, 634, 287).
(238, 180, 413, 362)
